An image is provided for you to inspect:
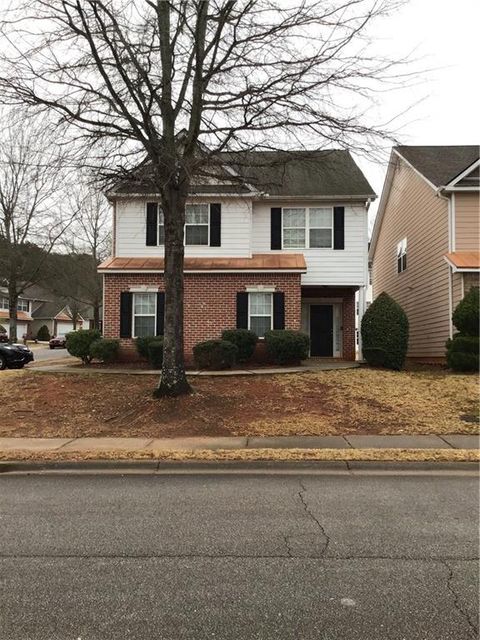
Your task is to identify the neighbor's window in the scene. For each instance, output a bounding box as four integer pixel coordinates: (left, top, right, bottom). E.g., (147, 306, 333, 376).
(17, 299, 29, 312)
(158, 208, 164, 245)
(133, 293, 156, 337)
(309, 207, 333, 248)
(397, 238, 407, 273)
(283, 208, 306, 248)
(185, 203, 209, 245)
(0, 296, 8, 310)
(249, 292, 273, 338)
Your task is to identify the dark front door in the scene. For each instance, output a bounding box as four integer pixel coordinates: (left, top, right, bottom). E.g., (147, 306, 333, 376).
(310, 305, 334, 357)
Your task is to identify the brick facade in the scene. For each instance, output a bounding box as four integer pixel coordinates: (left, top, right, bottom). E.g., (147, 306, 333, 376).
(301, 286, 357, 361)
(103, 272, 302, 359)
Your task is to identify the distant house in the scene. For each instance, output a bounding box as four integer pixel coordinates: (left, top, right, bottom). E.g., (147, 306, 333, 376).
(369, 145, 479, 361)
(0, 287, 39, 338)
(0, 284, 100, 339)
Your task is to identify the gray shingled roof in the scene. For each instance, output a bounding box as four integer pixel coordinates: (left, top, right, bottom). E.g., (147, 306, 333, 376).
(110, 150, 375, 198)
(395, 145, 480, 187)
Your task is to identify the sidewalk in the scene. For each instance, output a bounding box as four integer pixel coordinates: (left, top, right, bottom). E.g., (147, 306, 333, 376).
(0, 434, 478, 453)
(29, 360, 359, 375)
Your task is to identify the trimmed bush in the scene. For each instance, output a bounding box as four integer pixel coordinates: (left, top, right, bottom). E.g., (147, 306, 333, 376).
(361, 292, 409, 370)
(135, 335, 163, 360)
(264, 330, 310, 365)
(452, 287, 479, 336)
(221, 329, 257, 362)
(147, 339, 164, 369)
(90, 338, 120, 364)
(446, 287, 479, 372)
(36, 325, 50, 341)
(66, 329, 101, 365)
(193, 339, 238, 370)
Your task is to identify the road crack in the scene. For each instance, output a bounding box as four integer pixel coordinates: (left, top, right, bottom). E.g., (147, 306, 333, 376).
(297, 479, 330, 556)
(441, 559, 478, 638)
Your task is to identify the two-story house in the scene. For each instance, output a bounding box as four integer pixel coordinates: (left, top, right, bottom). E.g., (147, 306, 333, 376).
(99, 151, 375, 361)
(369, 145, 480, 361)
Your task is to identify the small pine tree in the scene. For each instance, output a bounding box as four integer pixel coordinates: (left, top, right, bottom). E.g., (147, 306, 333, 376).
(36, 325, 51, 341)
(361, 292, 409, 370)
(452, 287, 479, 336)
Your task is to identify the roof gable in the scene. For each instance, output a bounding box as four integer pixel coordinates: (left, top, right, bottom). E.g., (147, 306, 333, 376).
(395, 145, 480, 188)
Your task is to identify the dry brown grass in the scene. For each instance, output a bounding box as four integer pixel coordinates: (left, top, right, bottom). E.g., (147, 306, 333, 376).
(0, 447, 478, 463)
(0, 366, 477, 438)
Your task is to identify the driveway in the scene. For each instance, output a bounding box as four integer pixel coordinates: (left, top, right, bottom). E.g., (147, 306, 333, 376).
(0, 467, 478, 639)
(25, 344, 74, 365)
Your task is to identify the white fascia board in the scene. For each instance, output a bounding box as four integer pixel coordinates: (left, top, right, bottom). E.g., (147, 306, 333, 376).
(369, 150, 397, 260)
(443, 158, 480, 189)
(393, 149, 438, 192)
(256, 194, 376, 202)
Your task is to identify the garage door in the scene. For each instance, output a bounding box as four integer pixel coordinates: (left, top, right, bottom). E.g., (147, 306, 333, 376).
(57, 322, 75, 336)
(8, 322, 27, 339)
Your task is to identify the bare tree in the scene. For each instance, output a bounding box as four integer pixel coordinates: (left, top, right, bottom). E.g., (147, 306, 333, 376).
(0, 0, 409, 394)
(0, 110, 73, 342)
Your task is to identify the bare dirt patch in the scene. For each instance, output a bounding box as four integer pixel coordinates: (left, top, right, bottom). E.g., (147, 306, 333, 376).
(0, 367, 478, 438)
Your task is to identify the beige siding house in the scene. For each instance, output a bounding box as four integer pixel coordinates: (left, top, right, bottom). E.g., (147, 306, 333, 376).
(369, 146, 480, 361)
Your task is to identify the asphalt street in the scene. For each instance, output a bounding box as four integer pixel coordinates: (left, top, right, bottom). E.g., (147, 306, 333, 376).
(0, 467, 478, 639)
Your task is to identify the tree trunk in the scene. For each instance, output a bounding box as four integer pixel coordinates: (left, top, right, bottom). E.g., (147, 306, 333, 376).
(93, 303, 100, 331)
(8, 281, 18, 343)
(154, 185, 192, 397)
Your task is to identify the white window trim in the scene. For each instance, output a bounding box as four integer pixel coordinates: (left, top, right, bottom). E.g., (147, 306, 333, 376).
(282, 206, 334, 250)
(132, 292, 157, 339)
(248, 292, 273, 339)
(245, 285, 276, 293)
(397, 237, 407, 273)
(185, 203, 210, 247)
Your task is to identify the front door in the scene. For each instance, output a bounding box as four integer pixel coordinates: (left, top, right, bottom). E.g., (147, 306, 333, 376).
(310, 305, 334, 356)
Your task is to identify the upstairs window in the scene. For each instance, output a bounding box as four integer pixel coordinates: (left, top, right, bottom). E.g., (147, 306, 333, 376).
(283, 208, 306, 248)
(0, 296, 8, 311)
(282, 207, 333, 249)
(185, 204, 209, 245)
(17, 299, 30, 312)
(397, 238, 407, 273)
(309, 208, 333, 248)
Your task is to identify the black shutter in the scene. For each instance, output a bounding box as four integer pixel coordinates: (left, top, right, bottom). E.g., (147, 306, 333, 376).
(210, 203, 221, 246)
(236, 292, 248, 329)
(333, 206, 345, 250)
(146, 202, 158, 246)
(271, 207, 282, 250)
(119, 292, 132, 338)
(156, 291, 165, 335)
(273, 292, 285, 330)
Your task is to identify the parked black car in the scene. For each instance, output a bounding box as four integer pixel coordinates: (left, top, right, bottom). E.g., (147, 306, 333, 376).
(0, 343, 34, 370)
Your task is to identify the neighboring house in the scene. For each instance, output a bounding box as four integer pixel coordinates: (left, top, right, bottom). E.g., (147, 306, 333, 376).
(369, 145, 480, 361)
(99, 150, 375, 361)
(30, 297, 85, 338)
(0, 287, 38, 338)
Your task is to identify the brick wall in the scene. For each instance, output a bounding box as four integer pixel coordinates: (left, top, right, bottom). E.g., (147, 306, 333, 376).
(104, 272, 302, 359)
(301, 286, 357, 361)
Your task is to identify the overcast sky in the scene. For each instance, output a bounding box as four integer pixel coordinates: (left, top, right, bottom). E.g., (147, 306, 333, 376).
(356, 0, 479, 230)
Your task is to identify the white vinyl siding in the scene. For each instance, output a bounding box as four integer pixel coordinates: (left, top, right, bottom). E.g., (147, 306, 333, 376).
(252, 201, 368, 286)
(115, 198, 252, 257)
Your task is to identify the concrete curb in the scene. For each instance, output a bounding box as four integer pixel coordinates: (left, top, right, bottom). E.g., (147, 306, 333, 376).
(1, 459, 478, 475)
